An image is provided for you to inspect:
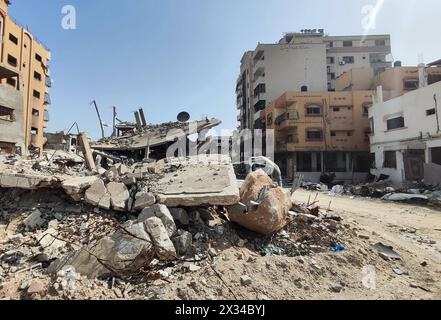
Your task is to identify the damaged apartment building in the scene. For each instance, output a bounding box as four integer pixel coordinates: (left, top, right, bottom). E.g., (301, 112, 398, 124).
(0, 0, 52, 156)
(235, 30, 391, 182)
(369, 59, 441, 184)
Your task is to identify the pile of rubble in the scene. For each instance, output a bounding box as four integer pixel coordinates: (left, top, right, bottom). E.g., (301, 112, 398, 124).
(301, 179, 441, 206)
(0, 149, 356, 299)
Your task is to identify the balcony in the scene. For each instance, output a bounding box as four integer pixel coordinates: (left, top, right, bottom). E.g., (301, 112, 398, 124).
(254, 58, 265, 71)
(254, 100, 266, 113)
(44, 110, 50, 122)
(253, 75, 265, 90)
(253, 67, 265, 81)
(254, 92, 266, 102)
(44, 93, 51, 105)
(276, 141, 299, 152)
(45, 76, 52, 88)
(278, 119, 298, 130)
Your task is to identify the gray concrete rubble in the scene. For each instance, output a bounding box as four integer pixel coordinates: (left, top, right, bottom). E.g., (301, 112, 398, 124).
(61, 176, 100, 201)
(107, 182, 130, 211)
(139, 204, 177, 237)
(144, 217, 177, 261)
(48, 220, 154, 279)
(84, 179, 111, 210)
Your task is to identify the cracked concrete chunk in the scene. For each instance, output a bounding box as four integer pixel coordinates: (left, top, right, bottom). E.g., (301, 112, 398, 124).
(48, 221, 153, 278)
(133, 191, 156, 211)
(107, 182, 130, 211)
(144, 217, 176, 261)
(23, 209, 46, 231)
(139, 204, 176, 237)
(172, 230, 192, 256)
(62, 176, 99, 201)
(85, 179, 111, 210)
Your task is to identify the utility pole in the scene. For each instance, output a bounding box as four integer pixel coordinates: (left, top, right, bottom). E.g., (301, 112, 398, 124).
(112, 106, 117, 137)
(91, 100, 105, 139)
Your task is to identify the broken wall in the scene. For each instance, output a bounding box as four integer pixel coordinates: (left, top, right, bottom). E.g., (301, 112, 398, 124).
(0, 84, 25, 155)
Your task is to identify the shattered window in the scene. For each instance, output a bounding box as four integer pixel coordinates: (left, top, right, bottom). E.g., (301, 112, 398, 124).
(0, 105, 15, 121)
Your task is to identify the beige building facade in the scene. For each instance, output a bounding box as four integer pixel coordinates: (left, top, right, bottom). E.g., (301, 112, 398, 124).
(263, 90, 374, 182)
(236, 31, 391, 131)
(0, 0, 51, 154)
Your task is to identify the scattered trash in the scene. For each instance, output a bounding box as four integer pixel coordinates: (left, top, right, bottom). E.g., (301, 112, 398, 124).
(330, 244, 346, 252)
(373, 243, 401, 260)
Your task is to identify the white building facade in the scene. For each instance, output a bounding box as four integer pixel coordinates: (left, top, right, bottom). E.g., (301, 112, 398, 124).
(369, 81, 441, 183)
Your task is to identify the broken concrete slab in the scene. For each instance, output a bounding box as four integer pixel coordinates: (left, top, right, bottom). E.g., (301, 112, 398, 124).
(84, 179, 111, 210)
(139, 204, 176, 237)
(0, 172, 58, 190)
(107, 182, 130, 211)
(227, 169, 291, 236)
(153, 155, 240, 207)
(144, 217, 176, 261)
(61, 176, 100, 201)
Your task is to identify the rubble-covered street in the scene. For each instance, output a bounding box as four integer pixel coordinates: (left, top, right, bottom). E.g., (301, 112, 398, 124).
(1, 152, 439, 300)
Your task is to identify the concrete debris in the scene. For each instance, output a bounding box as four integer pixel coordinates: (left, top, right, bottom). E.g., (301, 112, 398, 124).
(62, 176, 100, 201)
(23, 209, 46, 231)
(133, 191, 156, 211)
(373, 243, 401, 260)
(27, 279, 46, 295)
(84, 179, 111, 210)
(144, 217, 177, 261)
(107, 182, 130, 211)
(172, 229, 193, 256)
(381, 193, 428, 202)
(329, 185, 345, 196)
(154, 155, 240, 207)
(240, 275, 252, 286)
(49, 220, 154, 278)
(139, 204, 177, 238)
(169, 208, 190, 225)
(227, 169, 291, 236)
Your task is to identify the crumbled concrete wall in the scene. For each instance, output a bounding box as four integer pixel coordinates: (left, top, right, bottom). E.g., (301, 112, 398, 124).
(0, 84, 25, 155)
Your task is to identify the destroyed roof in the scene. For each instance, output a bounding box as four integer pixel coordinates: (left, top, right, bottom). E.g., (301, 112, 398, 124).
(91, 118, 222, 151)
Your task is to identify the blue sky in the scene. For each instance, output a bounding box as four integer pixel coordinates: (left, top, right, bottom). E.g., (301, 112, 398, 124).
(9, 0, 441, 139)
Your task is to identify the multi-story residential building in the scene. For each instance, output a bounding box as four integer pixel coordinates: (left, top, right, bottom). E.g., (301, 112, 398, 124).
(336, 64, 441, 100)
(0, 0, 52, 154)
(236, 51, 254, 131)
(263, 90, 374, 183)
(369, 79, 441, 184)
(236, 30, 391, 130)
(324, 34, 391, 89)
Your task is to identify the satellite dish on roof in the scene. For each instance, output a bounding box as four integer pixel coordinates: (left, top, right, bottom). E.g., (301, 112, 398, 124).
(177, 111, 190, 123)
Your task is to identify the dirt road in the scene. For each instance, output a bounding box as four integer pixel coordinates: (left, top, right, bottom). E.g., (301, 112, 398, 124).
(293, 189, 441, 264)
